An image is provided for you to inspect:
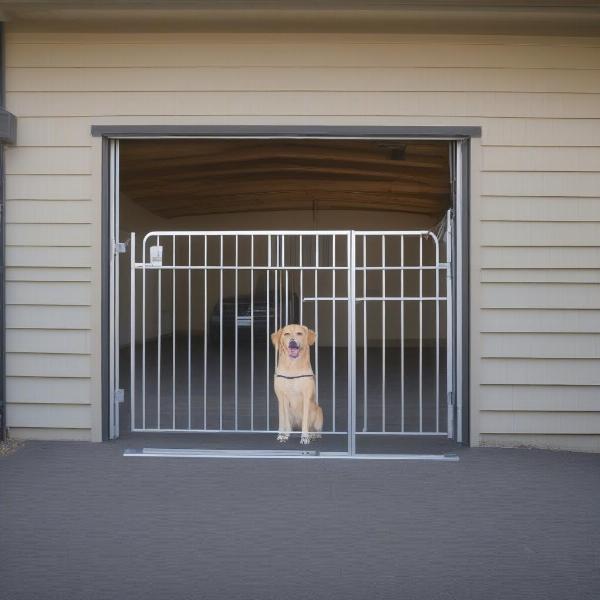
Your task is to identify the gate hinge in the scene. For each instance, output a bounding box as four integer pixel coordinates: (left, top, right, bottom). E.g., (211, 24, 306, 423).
(114, 389, 125, 404)
(448, 391, 455, 406)
(114, 241, 128, 255)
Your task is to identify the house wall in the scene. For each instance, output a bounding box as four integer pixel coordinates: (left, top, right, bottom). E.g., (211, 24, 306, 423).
(3, 32, 599, 450)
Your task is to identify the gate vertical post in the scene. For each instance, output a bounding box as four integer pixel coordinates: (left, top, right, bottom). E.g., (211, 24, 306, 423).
(130, 232, 136, 432)
(446, 212, 454, 439)
(348, 232, 356, 455)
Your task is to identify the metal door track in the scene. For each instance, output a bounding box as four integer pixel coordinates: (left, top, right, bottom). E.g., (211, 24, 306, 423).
(123, 448, 459, 461)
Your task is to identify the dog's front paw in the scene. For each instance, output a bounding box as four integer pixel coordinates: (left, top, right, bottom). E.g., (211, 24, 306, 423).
(277, 433, 289, 443)
(300, 433, 311, 445)
(310, 432, 322, 441)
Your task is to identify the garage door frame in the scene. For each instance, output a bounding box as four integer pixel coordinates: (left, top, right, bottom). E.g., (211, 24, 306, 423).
(93, 125, 480, 444)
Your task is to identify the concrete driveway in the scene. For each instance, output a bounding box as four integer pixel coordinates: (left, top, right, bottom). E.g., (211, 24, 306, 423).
(1, 441, 599, 600)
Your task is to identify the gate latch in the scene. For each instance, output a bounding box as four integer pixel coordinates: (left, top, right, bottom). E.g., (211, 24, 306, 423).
(114, 241, 127, 255)
(150, 245, 163, 267)
(114, 389, 125, 404)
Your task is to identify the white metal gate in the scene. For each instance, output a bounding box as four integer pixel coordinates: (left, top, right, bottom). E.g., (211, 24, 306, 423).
(128, 225, 453, 453)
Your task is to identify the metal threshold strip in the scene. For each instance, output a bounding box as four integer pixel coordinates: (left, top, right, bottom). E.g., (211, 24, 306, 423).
(124, 448, 459, 461)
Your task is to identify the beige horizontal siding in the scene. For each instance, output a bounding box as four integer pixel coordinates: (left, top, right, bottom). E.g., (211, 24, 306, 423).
(7, 37, 600, 68)
(480, 385, 600, 412)
(483, 147, 600, 172)
(7, 353, 91, 378)
(481, 246, 600, 269)
(481, 269, 600, 284)
(4, 31, 599, 448)
(6, 305, 91, 329)
(6, 403, 90, 429)
(481, 221, 600, 246)
(9, 427, 92, 441)
(6, 200, 92, 224)
(481, 333, 600, 359)
(6, 246, 93, 268)
(6, 224, 91, 247)
(481, 359, 600, 386)
(7, 377, 91, 404)
(8, 66, 600, 94)
(6, 267, 92, 282)
(5, 147, 91, 175)
(482, 172, 600, 197)
(480, 309, 600, 334)
(481, 283, 600, 310)
(7, 329, 91, 354)
(8, 91, 600, 119)
(480, 412, 600, 435)
(6, 281, 91, 306)
(480, 197, 600, 222)
(5, 174, 91, 200)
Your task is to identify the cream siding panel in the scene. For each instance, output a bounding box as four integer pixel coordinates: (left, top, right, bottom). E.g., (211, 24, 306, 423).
(482, 172, 600, 197)
(5, 147, 91, 175)
(481, 119, 600, 147)
(483, 147, 600, 173)
(481, 359, 600, 386)
(7, 377, 91, 405)
(7, 329, 91, 354)
(9, 427, 92, 441)
(479, 412, 600, 435)
(480, 309, 600, 334)
(6, 175, 91, 200)
(481, 270, 600, 284)
(8, 66, 600, 94)
(6, 305, 91, 329)
(7, 403, 90, 429)
(6, 200, 92, 224)
(8, 91, 600, 119)
(6, 281, 91, 306)
(480, 385, 600, 412)
(480, 197, 600, 222)
(6, 246, 92, 268)
(7, 39, 600, 69)
(481, 247, 600, 269)
(481, 333, 600, 359)
(481, 283, 600, 310)
(16, 116, 93, 147)
(6, 224, 91, 246)
(4, 32, 600, 447)
(6, 267, 91, 282)
(7, 353, 90, 378)
(481, 221, 600, 247)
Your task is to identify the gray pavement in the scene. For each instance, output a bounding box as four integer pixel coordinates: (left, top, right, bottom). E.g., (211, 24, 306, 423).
(1, 440, 599, 600)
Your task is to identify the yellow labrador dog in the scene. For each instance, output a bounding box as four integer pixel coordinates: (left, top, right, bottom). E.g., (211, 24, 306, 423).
(271, 324, 323, 444)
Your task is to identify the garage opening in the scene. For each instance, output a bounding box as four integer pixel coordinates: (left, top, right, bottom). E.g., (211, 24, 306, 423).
(111, 138, 461, 456)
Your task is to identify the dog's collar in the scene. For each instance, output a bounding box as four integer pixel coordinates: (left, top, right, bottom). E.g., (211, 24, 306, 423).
(275, 373, 314, 380)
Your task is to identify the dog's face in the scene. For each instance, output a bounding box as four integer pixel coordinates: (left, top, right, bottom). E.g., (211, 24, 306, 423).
(271, 324, 316, 359)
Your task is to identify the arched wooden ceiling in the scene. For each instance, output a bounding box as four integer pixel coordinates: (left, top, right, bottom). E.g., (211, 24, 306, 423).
(120, 139, 451, 219)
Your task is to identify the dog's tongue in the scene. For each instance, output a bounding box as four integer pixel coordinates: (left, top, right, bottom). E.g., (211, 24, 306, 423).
(288, 342, 300, 358)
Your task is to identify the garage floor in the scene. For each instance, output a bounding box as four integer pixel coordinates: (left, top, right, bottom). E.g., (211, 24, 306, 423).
(1, 441, 599, 600)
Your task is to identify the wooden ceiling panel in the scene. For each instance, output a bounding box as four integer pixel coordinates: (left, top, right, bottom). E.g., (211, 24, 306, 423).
(120, 139, 451, 219)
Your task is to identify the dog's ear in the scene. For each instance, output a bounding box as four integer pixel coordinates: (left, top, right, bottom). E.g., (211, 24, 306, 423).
(271, 328, 283, 348)
(307, 328, 317, 346)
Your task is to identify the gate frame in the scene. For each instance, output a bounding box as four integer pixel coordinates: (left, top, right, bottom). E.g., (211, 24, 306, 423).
(95, 125, 480, 445)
